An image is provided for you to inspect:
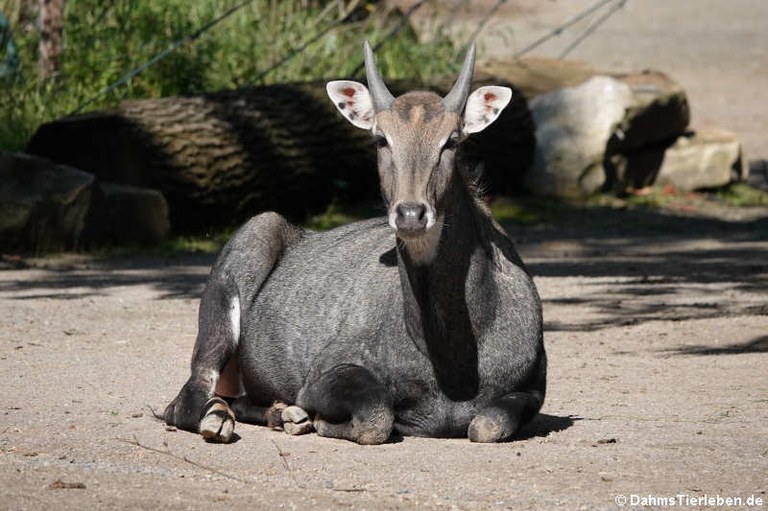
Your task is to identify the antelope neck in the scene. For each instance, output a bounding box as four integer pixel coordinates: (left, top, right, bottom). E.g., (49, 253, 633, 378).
(395, 177, 491, 400)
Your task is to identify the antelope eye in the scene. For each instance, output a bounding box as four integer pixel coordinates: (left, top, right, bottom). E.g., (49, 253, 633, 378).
(372, 135, 388, 148)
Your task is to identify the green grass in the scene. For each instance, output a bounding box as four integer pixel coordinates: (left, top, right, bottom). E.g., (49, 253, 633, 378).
(488, 196, 562, 225)
(713, 183, 768, 207)
(304, 200, 383, 231)
(613, 183, 768, 211)
(0, 0, 460, 152)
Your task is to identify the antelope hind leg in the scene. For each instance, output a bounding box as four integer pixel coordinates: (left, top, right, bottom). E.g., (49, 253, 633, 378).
(468, 391, 543, 443)
(231, 399, 313, 436)
(299, 364, 394, 445)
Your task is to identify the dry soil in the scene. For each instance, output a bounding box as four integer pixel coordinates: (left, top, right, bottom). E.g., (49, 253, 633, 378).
(1, 204, 766, 510)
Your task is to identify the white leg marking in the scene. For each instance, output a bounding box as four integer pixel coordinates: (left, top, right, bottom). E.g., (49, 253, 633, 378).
(229, 295, 240, 341)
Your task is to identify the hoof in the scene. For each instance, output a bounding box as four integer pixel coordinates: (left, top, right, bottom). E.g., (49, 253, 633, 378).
(281, 405, 312, 436)
(468, 415, 502, 443)
(200, 398, 236, 443)
(468, 410, 519, 443)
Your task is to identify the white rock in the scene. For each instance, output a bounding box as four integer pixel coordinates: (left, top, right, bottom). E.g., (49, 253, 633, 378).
(525, 76, 632, 197)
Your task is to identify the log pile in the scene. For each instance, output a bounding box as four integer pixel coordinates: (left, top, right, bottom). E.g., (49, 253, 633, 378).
(27, 80, 534, 232)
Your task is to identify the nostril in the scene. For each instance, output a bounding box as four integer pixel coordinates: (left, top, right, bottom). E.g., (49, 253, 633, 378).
(397, 203, 426, 220)
(395, 203, 428, 230)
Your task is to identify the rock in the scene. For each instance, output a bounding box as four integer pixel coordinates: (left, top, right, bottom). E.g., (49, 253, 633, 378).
(480, 58, 691, 197)
(616, 129, 746, 191)
(525, 76, 633, 197)
(0, 151, 94, 252)
(82, 181, 170, 245)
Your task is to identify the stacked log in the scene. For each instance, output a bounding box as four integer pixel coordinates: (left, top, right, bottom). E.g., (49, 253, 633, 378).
(26, 80, 534, 232)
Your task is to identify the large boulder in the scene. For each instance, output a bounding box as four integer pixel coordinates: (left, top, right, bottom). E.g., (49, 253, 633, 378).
(82, 181, 170, 245)
(0, 151, 94, 252)
(480, 58, 693, 197)
(525, 76, 633, 197)
(479, 57, 598, 98)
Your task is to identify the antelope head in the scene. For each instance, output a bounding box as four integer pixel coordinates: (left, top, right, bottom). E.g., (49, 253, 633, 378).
(327, 42, 512, 263)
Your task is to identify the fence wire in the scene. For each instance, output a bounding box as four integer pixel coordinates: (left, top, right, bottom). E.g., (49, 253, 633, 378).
(558, 0, 627, 59)
(513, 0, 623, 58)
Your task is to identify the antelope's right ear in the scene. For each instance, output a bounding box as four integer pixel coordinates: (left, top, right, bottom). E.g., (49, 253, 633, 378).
(326, 80, 375, 130)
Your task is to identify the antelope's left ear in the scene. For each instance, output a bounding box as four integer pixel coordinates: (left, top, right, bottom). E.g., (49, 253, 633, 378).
(462, 86, 513, 134)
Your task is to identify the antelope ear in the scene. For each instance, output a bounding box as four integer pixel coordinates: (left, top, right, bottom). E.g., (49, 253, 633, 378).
(326, 80, 375, 130)
(462, 86, 512, 134)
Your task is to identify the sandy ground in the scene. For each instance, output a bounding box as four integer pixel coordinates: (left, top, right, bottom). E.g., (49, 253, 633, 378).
(1, 204, 766, 510)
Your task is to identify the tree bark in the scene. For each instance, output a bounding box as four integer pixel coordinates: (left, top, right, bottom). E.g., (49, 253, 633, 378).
(27, 79, 534, 232)
(14, 0, 38, 26)
(39, 0, 65, 79)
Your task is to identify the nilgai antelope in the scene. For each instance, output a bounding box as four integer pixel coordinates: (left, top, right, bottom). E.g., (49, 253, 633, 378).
(165, 42, 546, 444)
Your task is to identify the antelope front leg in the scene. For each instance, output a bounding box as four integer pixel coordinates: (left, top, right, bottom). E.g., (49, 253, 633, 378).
(468, 391, 544, 443)
(165, 212, 303, 442)
(164, 280, 239, 442)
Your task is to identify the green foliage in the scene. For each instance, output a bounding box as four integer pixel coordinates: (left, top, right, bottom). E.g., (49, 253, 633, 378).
(0, 0, 459, 151)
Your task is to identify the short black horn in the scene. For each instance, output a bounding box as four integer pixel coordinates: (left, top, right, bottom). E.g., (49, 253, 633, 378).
(442, 43, 476, 113)
(364, 41, 395, 112)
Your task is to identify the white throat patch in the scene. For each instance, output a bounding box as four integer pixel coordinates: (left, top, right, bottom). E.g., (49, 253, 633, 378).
(399, 216, 444, 266)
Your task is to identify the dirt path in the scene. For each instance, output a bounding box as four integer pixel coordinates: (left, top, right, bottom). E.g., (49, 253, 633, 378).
(1, 205, 766, 510)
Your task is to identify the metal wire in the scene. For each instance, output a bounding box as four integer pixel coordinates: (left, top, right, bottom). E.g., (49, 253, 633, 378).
(251, 8, 353, 84)
(66, 0, 630, 116)
(513, 0, 617, 58)
(464, 0, 507, 51)
(559, 0, 627, 59)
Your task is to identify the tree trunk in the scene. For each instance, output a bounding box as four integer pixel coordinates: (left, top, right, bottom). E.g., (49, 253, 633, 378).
(14, 0, 38, 26)
(26, 79, 534, 233)
(39, 0, 65, 79)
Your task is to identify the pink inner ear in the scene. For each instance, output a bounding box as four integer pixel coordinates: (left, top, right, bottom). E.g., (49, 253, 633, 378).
(483, 92, 497, 102)
(343, 87, 356, 98)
